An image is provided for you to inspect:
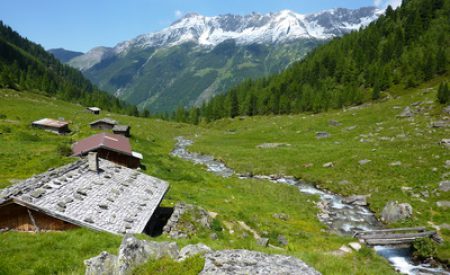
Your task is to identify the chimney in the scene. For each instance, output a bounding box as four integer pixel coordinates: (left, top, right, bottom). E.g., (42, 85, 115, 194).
(88, 152, 99, 172)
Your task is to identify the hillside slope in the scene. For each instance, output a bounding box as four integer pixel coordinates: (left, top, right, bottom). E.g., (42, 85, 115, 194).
(188, 0, 449, 122)
(48, 48, 83, 63)
(0, 21, 129, 114)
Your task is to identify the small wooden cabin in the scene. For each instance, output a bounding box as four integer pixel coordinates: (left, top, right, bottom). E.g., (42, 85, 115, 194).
(89, 118, 117, 130)
(113, 125, 131, 137)
(31, 118, 70, 134)
(87, 107, 101, 115)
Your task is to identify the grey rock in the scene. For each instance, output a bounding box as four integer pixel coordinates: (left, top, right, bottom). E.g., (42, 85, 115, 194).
(257, 143, 291, 149)
(209, 233, 218, 240)
(316, 132, 330, 139)
(200, 249, 321, 275)
(76, 188, 88, 196)
(163, 202, 212, 239)
(439, 180, 450, 192)
(30, 188, 46, 198)
(440, 139, 450, 149)
(358, 159, 371, 165)
(84, 217, 95, 224)
(323, 162, 334, 168)
(345, 125, 357, 131)
(178, 243, 212, 261)
(256, 237, 269, 247)
(381, 201, 413, 223)
(117, 236, 179, 275)
(389, 161, 402, 167)
(432, 120, 449, 128)
(338, 180, 350, 185)
(443, 105, 450, 115)
(329, 120, 342, 127)
(342, 195, 368, 206)
(85, 251, 118, 275)
(397, 107, 414, 118)
(272, 213, 289, 221)
(277, 234, 288, 246)
(348, 242, 362, 251)
(436, 201, 450, 209)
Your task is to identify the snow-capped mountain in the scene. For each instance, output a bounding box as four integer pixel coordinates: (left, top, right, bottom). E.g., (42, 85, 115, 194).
(116, 7, 381, 53)
(64, 7, 381, 113)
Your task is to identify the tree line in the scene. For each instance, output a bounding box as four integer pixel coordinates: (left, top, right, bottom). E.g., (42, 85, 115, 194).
(173, 0, 449, 124)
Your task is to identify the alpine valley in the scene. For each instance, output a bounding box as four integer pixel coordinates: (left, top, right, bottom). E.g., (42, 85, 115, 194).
(55, 7, 382, 113)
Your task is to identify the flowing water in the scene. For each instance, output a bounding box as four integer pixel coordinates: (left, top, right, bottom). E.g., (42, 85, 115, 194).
(171, 136, 449, 275)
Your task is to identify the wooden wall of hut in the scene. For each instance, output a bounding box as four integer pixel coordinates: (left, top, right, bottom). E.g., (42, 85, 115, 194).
(0, 203, 78, 231)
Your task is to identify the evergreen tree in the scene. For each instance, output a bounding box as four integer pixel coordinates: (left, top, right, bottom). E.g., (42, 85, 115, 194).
(437, 82, 449, 104)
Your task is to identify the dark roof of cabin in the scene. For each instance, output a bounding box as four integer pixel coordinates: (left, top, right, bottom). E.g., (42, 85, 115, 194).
(89, 118, 117, 126)
(72, 133, 132, 156)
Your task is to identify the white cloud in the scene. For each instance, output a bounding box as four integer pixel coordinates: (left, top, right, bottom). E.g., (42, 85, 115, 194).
(373, 0, 402, 9)
(175, 10, 183, 18)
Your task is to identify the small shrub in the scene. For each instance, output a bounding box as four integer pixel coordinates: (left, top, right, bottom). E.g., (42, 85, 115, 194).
(211, 219, 223, 232)
(57, 143, 72, 157)
(0, 114, 6, 119)
(1, 125, 11, 133)
(412, 238, 437, 259)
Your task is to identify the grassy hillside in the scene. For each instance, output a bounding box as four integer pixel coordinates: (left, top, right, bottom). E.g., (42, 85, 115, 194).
(0, 89, 395, 274)
(191, 78, 450, 259)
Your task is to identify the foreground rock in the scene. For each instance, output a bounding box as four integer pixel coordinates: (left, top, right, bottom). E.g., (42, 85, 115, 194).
(85, 236, 321, 275)
(381, 201, 413, 223)
(85, 235, 179, 275)
(200, 249, 321, 275)
(163, 202, 212, 239)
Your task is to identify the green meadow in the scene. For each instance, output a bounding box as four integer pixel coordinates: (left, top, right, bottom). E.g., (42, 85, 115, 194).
(0, 81, 449, 274)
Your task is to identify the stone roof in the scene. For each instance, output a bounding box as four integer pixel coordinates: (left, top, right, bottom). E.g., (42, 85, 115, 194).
(90, 118, 117, 126)
(0, 158, 169, 234)
(87, 107, 101, 112)
(112, 125, 130, 132)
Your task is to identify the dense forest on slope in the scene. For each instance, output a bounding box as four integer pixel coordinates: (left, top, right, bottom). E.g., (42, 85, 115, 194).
(0, 21, 138, 115)
(177, 0, 449, 123)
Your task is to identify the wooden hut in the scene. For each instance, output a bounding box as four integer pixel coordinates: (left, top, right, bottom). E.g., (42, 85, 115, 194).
(89, 118, 117, 130)
(0, 154, 168, 234)
(31, 118, 70, 134)
(112, 125, 131, 137)
(87, 107, 101, 115)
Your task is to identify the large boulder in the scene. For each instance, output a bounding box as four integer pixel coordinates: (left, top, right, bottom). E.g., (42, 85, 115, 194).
(178, 243, 213, 261)
(85, 252, 118, 275)
(84, 235, 179, 275)
(381, 201, 413, 223)
(200, 249, 321, 275)
(163, 202, 212, 239)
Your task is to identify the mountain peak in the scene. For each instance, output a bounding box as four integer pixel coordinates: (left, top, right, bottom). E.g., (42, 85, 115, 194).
(116, 7, 380, 53)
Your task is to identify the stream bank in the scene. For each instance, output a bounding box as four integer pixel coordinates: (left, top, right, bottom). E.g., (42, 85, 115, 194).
(171, 136, 449, 275)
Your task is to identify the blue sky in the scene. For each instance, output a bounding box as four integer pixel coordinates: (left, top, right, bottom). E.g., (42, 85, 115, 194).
(0, 0, 398, 52)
